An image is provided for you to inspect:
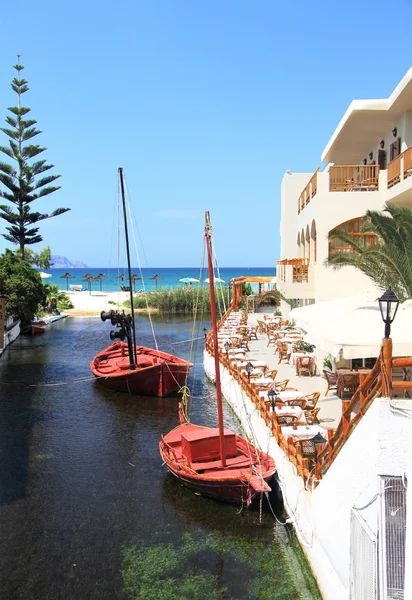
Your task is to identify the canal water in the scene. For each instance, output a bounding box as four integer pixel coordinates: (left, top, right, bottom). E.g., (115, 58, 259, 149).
(0, 315, 321, 599)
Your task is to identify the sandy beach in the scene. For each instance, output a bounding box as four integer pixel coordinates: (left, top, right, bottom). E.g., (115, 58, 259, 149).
(64, 291, 146, 317)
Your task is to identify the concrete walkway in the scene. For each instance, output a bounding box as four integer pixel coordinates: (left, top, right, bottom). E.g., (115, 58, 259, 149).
(246, 312, 342, 430)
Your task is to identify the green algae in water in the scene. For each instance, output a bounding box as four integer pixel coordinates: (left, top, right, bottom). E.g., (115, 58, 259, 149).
(121, 531, 322, 600)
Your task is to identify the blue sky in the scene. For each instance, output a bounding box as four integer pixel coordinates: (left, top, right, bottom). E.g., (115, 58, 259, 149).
(1, 0, 412, 268)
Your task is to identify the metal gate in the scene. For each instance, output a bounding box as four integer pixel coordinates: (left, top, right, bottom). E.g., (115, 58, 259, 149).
(349, 508, 377, 600)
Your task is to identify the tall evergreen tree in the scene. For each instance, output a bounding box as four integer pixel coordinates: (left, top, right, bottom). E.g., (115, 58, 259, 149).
(0, 59, 69, 259)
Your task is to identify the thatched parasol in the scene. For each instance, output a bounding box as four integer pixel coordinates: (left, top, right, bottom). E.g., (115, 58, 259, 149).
(150, 274, 163, 290)
(60, 272, 75, 291)
(130, 273, 142, 292)
(95, 273, 108, 292)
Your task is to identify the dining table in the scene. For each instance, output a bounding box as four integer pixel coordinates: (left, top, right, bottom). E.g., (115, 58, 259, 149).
(281, 424, 326, 441)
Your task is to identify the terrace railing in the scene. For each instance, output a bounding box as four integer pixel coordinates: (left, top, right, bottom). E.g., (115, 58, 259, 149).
(206, 297, 412, 492)
(329, 165, 380, 192)
(387, 146, 412, 189)
(298, 168, 319, 214)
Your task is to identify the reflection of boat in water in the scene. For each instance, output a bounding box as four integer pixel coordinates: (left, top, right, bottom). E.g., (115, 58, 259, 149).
(160, 211, 276, 506)
(90, 168, 192, 397)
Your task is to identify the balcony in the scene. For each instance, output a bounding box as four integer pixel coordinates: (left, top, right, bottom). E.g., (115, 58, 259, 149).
(298, 169, 319, 213)
(387, 147, 412, 188)
(277, 258, 314, 299)
(328, 164, 380, 192)
(297, 165, 380, 214)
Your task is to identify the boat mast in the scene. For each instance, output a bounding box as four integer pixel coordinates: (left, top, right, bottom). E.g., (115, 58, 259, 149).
(119, 167, 137, 370)
(205, 211, 226, 467)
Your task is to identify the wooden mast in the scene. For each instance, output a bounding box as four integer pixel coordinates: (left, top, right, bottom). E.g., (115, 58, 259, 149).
(118, 167, 136, 370)
(205, 211, 226, 467)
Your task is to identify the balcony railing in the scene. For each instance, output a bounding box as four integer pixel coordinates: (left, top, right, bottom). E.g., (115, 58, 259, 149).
(298, 168, 319, 214)
(387, 146, 412, 188)
(329, 165, 380, 192)
(277, 258, 309, 283)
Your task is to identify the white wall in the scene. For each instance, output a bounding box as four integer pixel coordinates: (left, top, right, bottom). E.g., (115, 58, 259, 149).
(313, 398, 412, 590)
(280, 172, 313, 260)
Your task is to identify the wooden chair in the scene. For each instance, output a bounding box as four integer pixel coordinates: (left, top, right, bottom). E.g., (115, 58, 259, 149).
(266, 369, 278, 380)
(276, 414, 297, 425)
(277, 342, 290, 364)
(287, 398, 307, 408)
(337, 373, 359, 399)
(267, 330, 278, 347)
(305, 392, 320, 410)
(296, 356, 314, 377)
(275, 379, 290, 391)
(248, 326, 258, 340)
(240, 334, 250, 351)
(323, 370, 338, 395)
(295, 438, 317, 465)
(257, 320, 266, 334)
(305, 407, 320, 424)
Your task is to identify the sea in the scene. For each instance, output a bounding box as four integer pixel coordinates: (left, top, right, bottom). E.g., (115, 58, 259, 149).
(45, 266, 277, 293)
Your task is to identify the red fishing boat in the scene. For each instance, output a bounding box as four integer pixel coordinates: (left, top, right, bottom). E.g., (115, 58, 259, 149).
(159, 212, 276, 505)
(91, 339, 191, 396)
(90, 168, 192, 396)
(31, 319, 47, 334)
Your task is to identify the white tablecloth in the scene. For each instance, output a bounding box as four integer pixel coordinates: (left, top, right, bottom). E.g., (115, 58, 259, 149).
(289, 352, 315, 367)
(281, 424, 326, 441)
(277, 390, 306, 401)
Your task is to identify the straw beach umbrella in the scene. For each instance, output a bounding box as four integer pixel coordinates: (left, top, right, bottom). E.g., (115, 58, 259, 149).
(95, 273, 108, 292)
(150, 274, 163, 289)
(60, 272, 75, 291)
(83, 275, 97, 295)
(130, 274, 142, 292)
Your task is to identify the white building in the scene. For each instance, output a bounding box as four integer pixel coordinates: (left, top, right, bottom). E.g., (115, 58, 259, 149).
(278, 67, 412, 312)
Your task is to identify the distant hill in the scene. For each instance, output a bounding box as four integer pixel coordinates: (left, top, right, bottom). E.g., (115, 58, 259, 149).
(50, 255, 88, 269)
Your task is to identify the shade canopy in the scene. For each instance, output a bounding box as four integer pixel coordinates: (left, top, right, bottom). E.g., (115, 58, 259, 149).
(39, 272, 52, 279)
(290, 293, 412, 359)
(179, 277, 200, 283)
(204, 277, 225, 284)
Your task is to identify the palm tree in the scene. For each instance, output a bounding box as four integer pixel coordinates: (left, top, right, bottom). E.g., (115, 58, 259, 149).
(325, 204, 412, 301)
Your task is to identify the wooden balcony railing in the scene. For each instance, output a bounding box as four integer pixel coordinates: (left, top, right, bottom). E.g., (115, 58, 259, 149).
(329, 165, 380, 192)
(298, 168, 319, 214)
(206, 299, 412, 493)
(387, 146, 412, 189)
(276, 258, 310, 283)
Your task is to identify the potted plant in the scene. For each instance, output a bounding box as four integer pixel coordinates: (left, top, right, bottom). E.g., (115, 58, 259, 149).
(296, 341, 316, 353)
(323, 356, 333, 371)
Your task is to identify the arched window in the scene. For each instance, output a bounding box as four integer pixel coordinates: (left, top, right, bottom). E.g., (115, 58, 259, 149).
(297, 232, 300, 257)
(305, 225, 310, 262)
(328, 217, 376, 255)
(301, 229, 305, 257)
(311, 220, 317, 262)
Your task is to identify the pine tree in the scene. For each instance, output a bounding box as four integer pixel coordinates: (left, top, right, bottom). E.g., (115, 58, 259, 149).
(0, 58, 69, 259)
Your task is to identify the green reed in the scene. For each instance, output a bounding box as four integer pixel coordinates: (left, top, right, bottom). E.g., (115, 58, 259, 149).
(124, 287, 231, 314)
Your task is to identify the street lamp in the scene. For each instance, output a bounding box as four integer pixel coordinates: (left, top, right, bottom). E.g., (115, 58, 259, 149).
(203, 327, 208, 339)
(311, 432, 327, 460)
(246, 361, 254, 382)
(378, 287, 400, 339)
(224, 340, 230, 358)
(267, 388, 276, 412)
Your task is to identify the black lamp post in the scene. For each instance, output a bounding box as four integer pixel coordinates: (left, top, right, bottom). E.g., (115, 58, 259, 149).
(203, 327, 208, 339)
(224, 340, 230, 358)
(311, 432, 327, 460)
(246, 361, 254, 382)
(378, 287, 400, 339)
(267, 388, 276, 412)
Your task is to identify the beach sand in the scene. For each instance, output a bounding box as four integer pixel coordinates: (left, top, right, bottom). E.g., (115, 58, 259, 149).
(64, 291, 151, 317)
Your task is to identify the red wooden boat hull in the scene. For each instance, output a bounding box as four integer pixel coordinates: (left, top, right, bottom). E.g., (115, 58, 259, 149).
(90, 341, 192, 396)
(31, 320, 47, 334)
(159, 423, 276, 506)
